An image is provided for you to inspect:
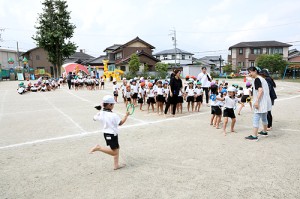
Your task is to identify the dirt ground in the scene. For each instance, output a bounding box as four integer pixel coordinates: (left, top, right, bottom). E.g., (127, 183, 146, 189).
(0, 79, 300, 199)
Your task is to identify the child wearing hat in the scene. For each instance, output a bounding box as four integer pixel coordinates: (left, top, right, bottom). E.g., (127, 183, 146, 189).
(185, 81, 196, 112)
(90, 95, 129, 170)
(112, 80, 119, 103)
(194, 82, 203, 112)
(238, 82, 253, 115)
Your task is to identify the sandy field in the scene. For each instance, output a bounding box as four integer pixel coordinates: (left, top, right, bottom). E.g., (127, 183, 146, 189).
(0, 78, 300, 199)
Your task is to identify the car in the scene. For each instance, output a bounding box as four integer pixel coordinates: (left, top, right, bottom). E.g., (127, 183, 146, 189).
(239, 69, 248, 75)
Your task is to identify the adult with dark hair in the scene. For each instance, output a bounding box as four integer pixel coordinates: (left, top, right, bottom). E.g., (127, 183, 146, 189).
(66, 72, 73, 90)
(197, 66, 212, 106)
(245, 67, 272, 141)
(164, 69, 183, 116)
(259, 69, 277, 131)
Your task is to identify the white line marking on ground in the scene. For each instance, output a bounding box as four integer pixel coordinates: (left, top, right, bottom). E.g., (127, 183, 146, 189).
(63, 89, 147, 124)
(280, 128, 300, 132)
(0, 111, 209, 150)
(40, 93, 86, 132)
(277, 95, 300, 101)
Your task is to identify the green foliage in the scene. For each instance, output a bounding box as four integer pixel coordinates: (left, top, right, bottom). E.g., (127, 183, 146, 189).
(141, 63, 149, 77)
(33, 0, 77, 77)
(155, 62, 169, 78)
(222, 64, 233, 73)
(129, 53, 141, 74)
(255, 54, 288, 74)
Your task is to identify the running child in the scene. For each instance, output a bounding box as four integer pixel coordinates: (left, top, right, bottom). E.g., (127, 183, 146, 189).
(125, 85, 132, 107)
(90, 95, 129, 170)
(100, 76, 105, 90)
(194, 82, 203, 112)
(210, 85, 221, 127)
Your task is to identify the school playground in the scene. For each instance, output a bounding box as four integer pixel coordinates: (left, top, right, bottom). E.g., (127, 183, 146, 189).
(0, 79, 300, 199)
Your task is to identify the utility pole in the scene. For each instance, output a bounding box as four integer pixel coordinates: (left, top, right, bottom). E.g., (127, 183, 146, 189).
(169, 29, 177, 67)
(17, 41, 21, 66)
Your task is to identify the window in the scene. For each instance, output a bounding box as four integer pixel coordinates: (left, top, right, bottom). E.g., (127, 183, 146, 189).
(172, 55, 175, 60)
(252, 48, 261, 55)
(238, 62, 241, 66)
(267, 47, 283, 55)
(239, 48, 243, 54)
(242, 62, 244, 67)
(36, 55, 40, 60)
(251, 62, 255, 67)
(163, 55, 168, 60)
(115, 52, 122, 60)
(182, 55, 185, 60)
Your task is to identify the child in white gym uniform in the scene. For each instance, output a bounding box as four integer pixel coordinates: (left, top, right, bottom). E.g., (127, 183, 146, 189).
(90, 95, 129, 170)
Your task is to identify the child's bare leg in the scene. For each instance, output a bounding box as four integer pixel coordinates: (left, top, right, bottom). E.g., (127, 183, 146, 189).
(222, 117, 228, 136)
(238, 104, 244, 115)
(210, 115, 215, 125)
(113, 149, 125, 170)
(187, 102, 190, 112)
(249, 102, 253, 111)
(90, 145, 118, 156)
(231, 118, 236, 132)
(192, 103, 195, 112)
(152, 104, 155, 112)
(180, 104, 182, 113)
(216, 116, 221, 129)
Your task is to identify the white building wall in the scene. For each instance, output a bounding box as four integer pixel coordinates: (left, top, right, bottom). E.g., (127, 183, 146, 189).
(283, 47, 289, 60)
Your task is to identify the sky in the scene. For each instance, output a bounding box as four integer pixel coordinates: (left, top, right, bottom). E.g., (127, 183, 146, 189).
(1, 0, 300, 61)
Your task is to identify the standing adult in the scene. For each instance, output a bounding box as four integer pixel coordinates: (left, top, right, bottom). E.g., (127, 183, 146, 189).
(67, 72, 73, 90)
(197, 67, 212, 106)
(164, 69, 183, 116)
(245, 67, 272, 141)
(259, 69, 277, 131)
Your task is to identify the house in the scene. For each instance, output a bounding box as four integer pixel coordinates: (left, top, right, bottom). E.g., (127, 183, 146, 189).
(288, 49, 300, 63)
(22, 47, 54, 76)
(228, 40, 292, 70)
(22, 47, 95, 76)
(64, 49, 95, 64)
(0, 48, 20, 69)
(153, 48, 194, 65)
(198, 56, 224, 69)
(108, 37, 159, 72)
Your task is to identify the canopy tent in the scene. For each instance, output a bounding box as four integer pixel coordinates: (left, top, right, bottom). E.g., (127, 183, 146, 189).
(62, 63, 89, 75)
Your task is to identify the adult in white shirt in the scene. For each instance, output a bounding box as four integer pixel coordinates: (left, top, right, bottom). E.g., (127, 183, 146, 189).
(197, 66, 212, 105)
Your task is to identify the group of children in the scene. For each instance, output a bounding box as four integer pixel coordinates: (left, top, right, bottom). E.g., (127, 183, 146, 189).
(112, 77, 207, 115)
(209, 81, 253, 135)
(17, 77, 61, 94)
(71, 76, 105, 91)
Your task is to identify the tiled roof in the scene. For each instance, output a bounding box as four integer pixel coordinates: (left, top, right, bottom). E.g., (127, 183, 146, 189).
(229, 41, 292, 49)
(103, 44, 122, 52)
(115, 50, 160, 64)
(69, 51, 94, 59)
(199, 56, 224, 61)
(153, 48, 194, 56)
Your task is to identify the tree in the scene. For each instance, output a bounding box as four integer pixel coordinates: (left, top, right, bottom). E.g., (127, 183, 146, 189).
(33, 0, 77, 77)
(255, 54, 288, 74)
(155, 62, 169, 78)
(128, 53, 141, 74)
(222, 63, 233, 73)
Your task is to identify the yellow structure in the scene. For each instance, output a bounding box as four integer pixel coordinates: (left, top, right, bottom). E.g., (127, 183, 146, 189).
(34, 69, 51, 77)
(102, 59, 124, 81)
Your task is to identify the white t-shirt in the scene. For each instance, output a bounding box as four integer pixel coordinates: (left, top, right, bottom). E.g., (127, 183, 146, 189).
(138, 87, 145, 98)
(17, 87, 25, 94)
(93, 111, 121, 136)
(186, 87, 195, 96)
(197, 72, 211, 88)
(194, 88, 203, 95)
(224, 96, 238, 109)
(147, 88, 155, 97)
(156, 87, 164, 95)
(131, 84, 139, 93)
(125, 90, 132, 98)
(113, 84, 119, 92)
(243, 88, 251, 95)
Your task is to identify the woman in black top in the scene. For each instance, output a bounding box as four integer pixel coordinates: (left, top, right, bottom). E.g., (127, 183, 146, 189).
(164, 69, 183, 116)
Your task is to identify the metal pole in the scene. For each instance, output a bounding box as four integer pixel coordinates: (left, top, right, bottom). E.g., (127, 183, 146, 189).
(219, 55, 222, 74)
(17, 41, 20, 66)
